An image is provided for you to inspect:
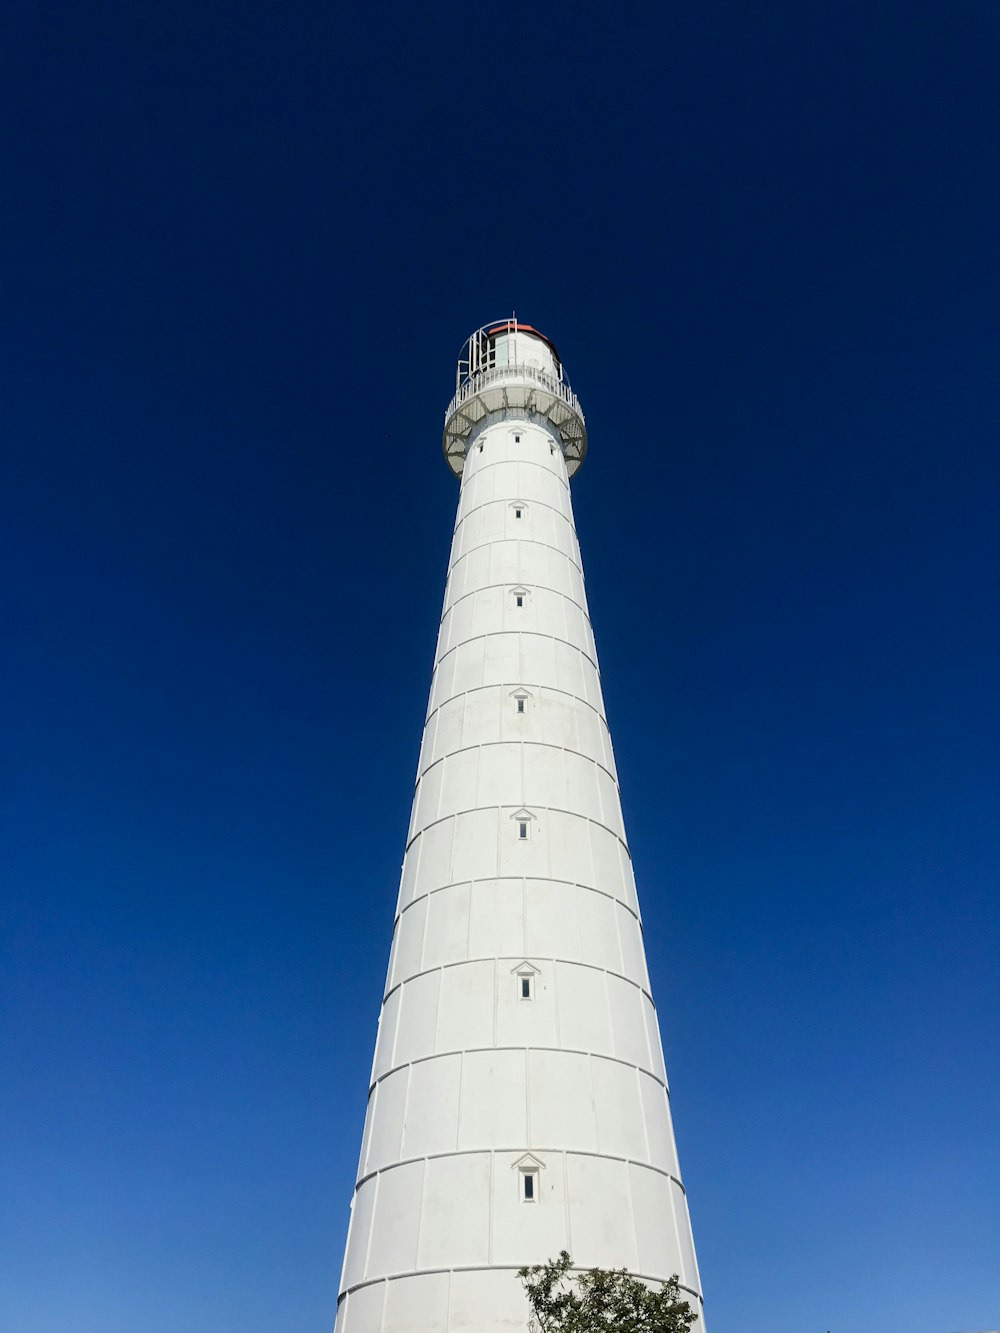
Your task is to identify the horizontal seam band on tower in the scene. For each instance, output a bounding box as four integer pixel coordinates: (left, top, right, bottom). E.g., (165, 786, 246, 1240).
(445, 535, 586, 583)
(458, 449, 572, 486)
(432, 629, 600, 677)
(441, 586, 593, 632)
(413, 739, 620, 791)
(380, 956, 655, 1006)
(453, 494, 577, 534)
(422, 681, 612, 732)
(448, 531, 583, 566)
(448, 533, 585, 579)
(370, 1047, 668, 1098)
(454, 488, 577, 523)
(353, 1149, 685, 1194)
(414, 751, 619, 788)
(462, 447, 575, 482)
(367, 1043, 669, 1097)
(458, 474, 572, 508)
(394, 876, 642, 926)
(338, 1269, 700, 1303)
(403, 805, 630, 856)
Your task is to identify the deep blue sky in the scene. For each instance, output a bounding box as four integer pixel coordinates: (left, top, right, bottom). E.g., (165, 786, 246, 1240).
(2, 3, 998, 1331)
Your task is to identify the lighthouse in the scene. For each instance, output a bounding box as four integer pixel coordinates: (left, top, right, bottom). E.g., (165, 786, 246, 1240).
(335, 320, 704, 1332)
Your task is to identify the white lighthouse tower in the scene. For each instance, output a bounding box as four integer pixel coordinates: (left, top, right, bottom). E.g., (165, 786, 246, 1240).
(335, 320, 704, 1332)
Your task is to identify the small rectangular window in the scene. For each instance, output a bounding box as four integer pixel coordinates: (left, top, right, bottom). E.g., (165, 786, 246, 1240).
(515, 595, 523, 607)
(514, 434, 521, 443)
(521, 976, 532, 999)
(522, 1171, 536, 1201)
(515, 508, 522, 518)
(516, 698, 525, 714)
(518, 821, 528, 840)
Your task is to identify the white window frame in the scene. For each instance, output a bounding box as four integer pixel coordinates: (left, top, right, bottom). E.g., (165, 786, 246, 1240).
(513, 1154, 544, 1203)
(512, 961, 540, 1000)
(511, 809, 535, 841)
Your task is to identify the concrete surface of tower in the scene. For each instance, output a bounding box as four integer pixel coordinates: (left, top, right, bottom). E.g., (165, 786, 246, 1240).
(335, 319, 704, 1331)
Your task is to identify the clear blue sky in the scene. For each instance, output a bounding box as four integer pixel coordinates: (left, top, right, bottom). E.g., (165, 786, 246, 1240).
(2, 3, 998, 1331)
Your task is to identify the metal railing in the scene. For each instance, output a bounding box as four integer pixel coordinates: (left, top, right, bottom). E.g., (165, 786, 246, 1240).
(444, 363, 584, 427)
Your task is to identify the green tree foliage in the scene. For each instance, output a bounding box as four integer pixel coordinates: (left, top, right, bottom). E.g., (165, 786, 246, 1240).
(518, 1251, 697, 1333)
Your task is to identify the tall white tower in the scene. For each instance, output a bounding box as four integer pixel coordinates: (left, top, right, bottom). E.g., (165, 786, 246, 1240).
(335, 320, 704, 1332)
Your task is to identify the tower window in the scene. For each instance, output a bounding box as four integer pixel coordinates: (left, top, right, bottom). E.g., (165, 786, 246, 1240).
(515, 508, 522, 519)
(520, 975, 533, 1000)
(516, 697, 525, 714)
(513, 1152, 544, 1201)
(514, 434, 521, 443)
(511, 809, 534, 840)
(515, 595, 523, 607)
